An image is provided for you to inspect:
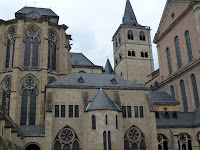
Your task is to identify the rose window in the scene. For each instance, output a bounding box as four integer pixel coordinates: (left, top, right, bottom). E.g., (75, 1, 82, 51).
(48, 32, 55, 41)
(127, 127, 141, 142)
(25, 79, 36, 89)
(28, 29, 37, 38)
(178, 133, 188, 143)
(59, 128, 75, 144)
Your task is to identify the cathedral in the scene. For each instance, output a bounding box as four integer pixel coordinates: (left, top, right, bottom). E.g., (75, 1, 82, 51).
(1, 0, 200, 150)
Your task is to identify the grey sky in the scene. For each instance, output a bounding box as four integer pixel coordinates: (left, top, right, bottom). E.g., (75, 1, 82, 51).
(1, 0, 167, 70)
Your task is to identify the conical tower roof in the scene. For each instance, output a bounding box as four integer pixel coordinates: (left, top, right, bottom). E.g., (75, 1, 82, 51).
(104, 59, 114, 74)
(86, 89, 120, 111)
(122, 0, 141, 26)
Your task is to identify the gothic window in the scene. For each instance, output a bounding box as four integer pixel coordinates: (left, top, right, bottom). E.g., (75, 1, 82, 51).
(124, 126, 146, 150)
(5, 27, 16, 69)
(48, 30, 58, 71)
(24, 27, 40, 69)
(53, 126, 80, 150)
(166, 48, 172, 75)
(140, 31, 145, 41)
(170, 85, 176, 99)
(127, 30, 133, 40)
(103, 131, 107, 150)
(92, 115, 96, 129)
(191, 74, 199, 109)
(20, 76, 37, 125)
(175, 36, 182, 69)
(178, 133, 192, 150)
(157, 134, 168, 150)
(180, 80, 188, 112)
(185, 31, 193, 62)
(1, 78, 11, 114)
(127, 106, 132, 118)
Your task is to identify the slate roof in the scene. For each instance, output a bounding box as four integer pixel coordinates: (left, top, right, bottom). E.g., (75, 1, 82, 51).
(86, 89, 121, 111)
(15, 7, 58, 19)
(156, 111, 200, 128)
(104, 59, 115, 74)
(18, 125, 45, 136)
(47, 73, 149, 90)
(71, 53, 101, 68)
(150, 91, 180, 104)
(122, 0, 141, 26)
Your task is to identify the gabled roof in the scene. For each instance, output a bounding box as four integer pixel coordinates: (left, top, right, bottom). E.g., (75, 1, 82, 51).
(156, 111, 200, 128)
(122, 0, 141, 26)
(150, 91, 180, 104)
(15, 7, 58, 19)
(104, 59, 115, 74)
(47, 73, 149, 90)
(71, 52, 102, 68)
(18, 125, 45, 136)
(86, 89, 120, 111)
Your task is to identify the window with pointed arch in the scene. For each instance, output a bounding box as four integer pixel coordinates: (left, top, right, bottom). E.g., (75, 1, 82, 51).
(1, 78, 11, 114)
(191, 74, 200, 109)
(48, 30, 58, 71)
(140, 31, 145, 41)
(157, 134, 169, 150)
(180, 80, 188, 112)
(53, 126, 80, 150)
(127, 30, 134, 40)
(185, 31, 193, 62)
(178, 133, 192, 150)
(20, 76, 38, 125)
(124, 125, 146, 150)
(5, 27, 16, 69)
(24, 26, 40, 69)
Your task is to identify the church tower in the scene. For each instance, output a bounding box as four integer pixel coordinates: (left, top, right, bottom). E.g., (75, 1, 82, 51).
(113, 0, 154, 85)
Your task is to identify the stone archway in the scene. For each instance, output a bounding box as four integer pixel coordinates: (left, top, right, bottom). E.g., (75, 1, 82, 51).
(25, 144, 41, 150)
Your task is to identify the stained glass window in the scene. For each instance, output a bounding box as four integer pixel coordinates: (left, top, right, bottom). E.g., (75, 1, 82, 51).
(29, 90, 36, 125)
(20, 90, 28, 125)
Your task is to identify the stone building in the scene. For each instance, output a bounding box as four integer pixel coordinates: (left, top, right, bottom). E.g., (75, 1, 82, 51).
(1, 0, 200, 150)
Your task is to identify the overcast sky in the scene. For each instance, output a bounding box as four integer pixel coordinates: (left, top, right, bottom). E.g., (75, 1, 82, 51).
(1, 0, 167, 70)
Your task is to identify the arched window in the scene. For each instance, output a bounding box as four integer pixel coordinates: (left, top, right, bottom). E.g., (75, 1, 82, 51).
(20, 76, 37, 125)
(140, 31, 145, 41)
(1, 78, 11, 114)
(103, 131, 107, 150)
(174, 36, 182, 69)
(178, 133, 192, 150)
(108, 131, 111, 150)
(48, 30, 57, 71)
(24, 27, 40, 69)
(53, 126, 80, 150)
(170, 85, 175, 99)
(180, 80, 188, 112)
(191, 74, 199, 109)
(127, 30, 133, 40)
(166, 48, 172, 75)
(185, 31, 193, 62)
(157, 134, 168, 150)
(92, 115, 96, 129)
(5, 28, 16, 69)
(124, 125, 146, 150)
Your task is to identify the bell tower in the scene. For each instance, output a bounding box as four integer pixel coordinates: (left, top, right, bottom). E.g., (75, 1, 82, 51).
(113, 0, 154, 85)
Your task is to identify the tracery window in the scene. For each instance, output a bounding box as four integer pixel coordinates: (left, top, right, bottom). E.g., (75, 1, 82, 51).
(1, 78, 11, 114)
(175, 36, 182, 69)
(178, 133, 192, 150)
(166, 48, 172, 75)
(124, 125, 146, 150)
(20, 76, 38, 125)
(48, 30, 58, 71)
(53, 126, 80, 150)
(24, 27, 40, 69)
(5, 27, 16, 69)
(157, 134, 168, 150)
(185, 31, 193, 62)
(140, 31, 145, 41)
(191, 74, 199, 109)
(180, 80, 188, 112)
(128, 30, 133, 40)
